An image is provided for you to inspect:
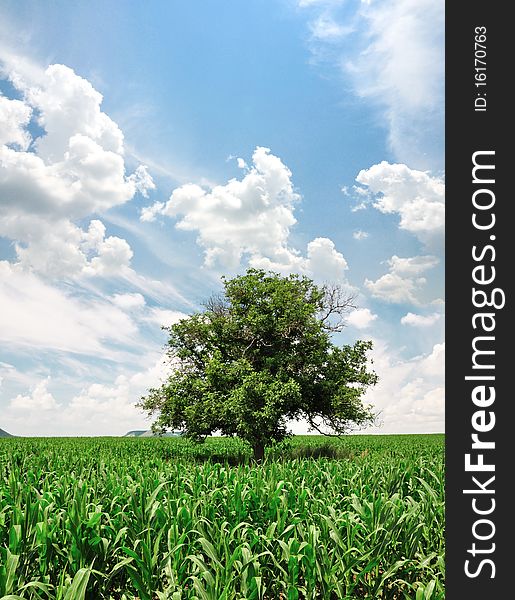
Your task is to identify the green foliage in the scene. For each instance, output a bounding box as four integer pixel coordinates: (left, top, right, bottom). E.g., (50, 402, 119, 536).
(140, 270, 378, 456)
(0, 435, 444, 599)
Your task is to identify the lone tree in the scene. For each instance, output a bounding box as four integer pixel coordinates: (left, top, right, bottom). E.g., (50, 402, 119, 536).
(140, 269, 378, 461)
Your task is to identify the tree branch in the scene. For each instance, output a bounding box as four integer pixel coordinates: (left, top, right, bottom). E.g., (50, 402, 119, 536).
(318, 284, 357, 332)
(306, 415, 344, 438)
(202, 293, 230, 317)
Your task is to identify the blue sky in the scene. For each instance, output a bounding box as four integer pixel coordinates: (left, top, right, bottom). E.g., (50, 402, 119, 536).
(0, 0, 444, 436)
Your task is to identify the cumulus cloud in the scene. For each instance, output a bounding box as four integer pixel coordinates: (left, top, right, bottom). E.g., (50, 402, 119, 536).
(64, 361, 167, 435)
(291, 339, 445, 434)
(354, 163, 444, 306)
(4, 217, 133, 278)
(143, 147, 350, 283)
(304, 237, 348, 281)
(247, 237, 349, 284)
(0, 130, 134, 220)
(9, 378, 60, 411)
(401, 312, 441, 327)
(353, 230, 369, 240)
(84, 234, 133, 276)
(364, 254, 438, 305)
(140, 201, 165, 223)
(143, 147, 299, 267)
(19, 63, 124, 159)
(0, 61, 154, 278)
(0, 95, 32, 149)
(128, 165, 156, 198)
(355, 161, 444, 246)
(365, 273, 423, 304)
(3, 357, 171, 436)
(387, 254, 439, 275)
(347, 308, 377, 329)
(362, 341, 444, 433)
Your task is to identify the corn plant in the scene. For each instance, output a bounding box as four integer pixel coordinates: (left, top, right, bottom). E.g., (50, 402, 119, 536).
(0, 434, 444, 599)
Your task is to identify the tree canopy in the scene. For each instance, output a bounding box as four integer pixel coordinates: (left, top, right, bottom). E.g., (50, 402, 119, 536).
(140, 269, 378, 460)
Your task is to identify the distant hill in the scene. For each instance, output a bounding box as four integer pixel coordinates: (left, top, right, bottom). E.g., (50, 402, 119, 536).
(0, 428, 14, 438)
(124, 430, 181, 438)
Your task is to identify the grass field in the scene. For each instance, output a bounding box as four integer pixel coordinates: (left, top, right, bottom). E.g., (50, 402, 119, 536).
(0, 434, 444, 599)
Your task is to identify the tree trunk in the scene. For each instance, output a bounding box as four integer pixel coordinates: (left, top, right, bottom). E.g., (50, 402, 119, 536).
(252, 443, 265, 463)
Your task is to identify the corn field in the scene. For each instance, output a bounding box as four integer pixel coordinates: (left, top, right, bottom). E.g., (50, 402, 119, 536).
(0, 435, 444, 599)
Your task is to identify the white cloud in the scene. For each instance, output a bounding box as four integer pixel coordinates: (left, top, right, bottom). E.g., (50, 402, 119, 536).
(363, 341, 444, 433)
(246, 236, 349, 284)
(10, 217, 92, 278)
(143, 147, 350, 283)
(85, 235, 133, 276)
(347, 185, 373, 212)
(387, 254, 439, 275)
(365, 254, 438, 304)
(0, 61, 154, 278)
(111, 292, 146, 311)
(144, 147, 299, 268)
(9, 378, 60, 411)
(355, 164, 444, 307)
(3, 357, 171, 436)
(305, 237, 348, 281)
(418, 341, 445, 377)
(299, 0, 443, 167)
(120, 267, 193, 307)
(292, 339, 445, 434)
(143, 308, 188, 329)
(401, 312, 441, 327)
(310, 16, 353, 40)
(0, 131, 134, 219)
(356, 161, 444, 245)
(2, 216, 134, 278)
(0, 261, 142, 359)
(298, 0, 330, 6)
(0, 95, 32, 149)
(353, 229, 369, 240)
(365, 272, 423, 304)
(347, 0, 443, 167)
(20, 63, 124, 160)
(65, 357, 170, 435)
(140, 201, 165, 223)
(347, 307, 377, 329)
(351, 201, 368, 212)
(128, 165, 155, 198)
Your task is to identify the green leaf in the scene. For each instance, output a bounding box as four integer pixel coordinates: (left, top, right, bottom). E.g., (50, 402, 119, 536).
(63, 568, 91, 600)
(2, 549, 19, 596)
(424, 579, 437, 599)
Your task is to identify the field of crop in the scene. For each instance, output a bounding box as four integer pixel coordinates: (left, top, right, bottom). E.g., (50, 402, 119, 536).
(0, 434, 444, 600)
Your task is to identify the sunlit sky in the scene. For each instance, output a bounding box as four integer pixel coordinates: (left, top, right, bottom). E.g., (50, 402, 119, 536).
(0, 0, 444, 436)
